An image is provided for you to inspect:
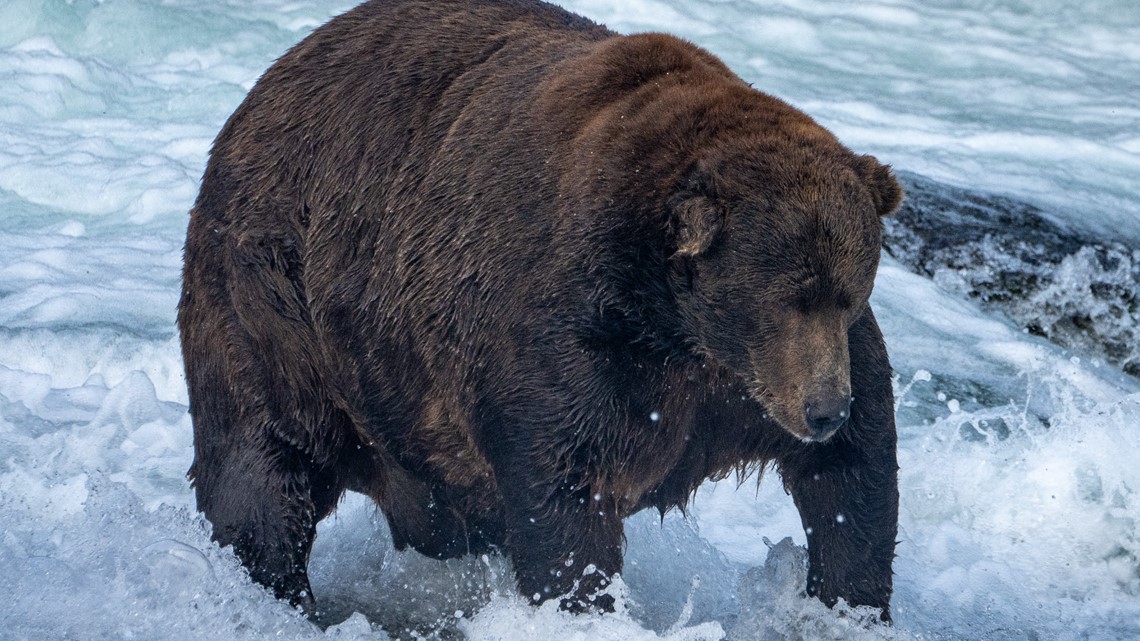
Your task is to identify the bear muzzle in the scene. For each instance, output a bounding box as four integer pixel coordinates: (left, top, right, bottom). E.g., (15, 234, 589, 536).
(803, 393, 852, 442)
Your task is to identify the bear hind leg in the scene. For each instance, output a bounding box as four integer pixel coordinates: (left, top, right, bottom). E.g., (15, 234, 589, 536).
(191, 436, 340, 609)
(181, 259, 349, 610)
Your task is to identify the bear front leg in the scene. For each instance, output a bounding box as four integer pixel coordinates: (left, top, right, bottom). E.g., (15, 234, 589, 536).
(493, 461, 625, 612)
(777, 309, 899, 620)
(510, 488, 624, 612)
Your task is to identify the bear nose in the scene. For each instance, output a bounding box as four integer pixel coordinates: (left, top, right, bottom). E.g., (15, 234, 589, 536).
(804, 396, 851, 441)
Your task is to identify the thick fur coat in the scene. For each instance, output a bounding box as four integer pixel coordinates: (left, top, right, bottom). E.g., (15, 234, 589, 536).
(179, 0, 902, 619)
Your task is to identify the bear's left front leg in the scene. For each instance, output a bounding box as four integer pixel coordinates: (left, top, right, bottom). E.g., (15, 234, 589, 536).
(484, 420, 625, 612)
(499, 473, 625, 611)
(777, 309, 899, 621)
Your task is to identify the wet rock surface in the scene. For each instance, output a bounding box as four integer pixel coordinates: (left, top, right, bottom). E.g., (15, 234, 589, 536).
(885, 172, 1140, 377)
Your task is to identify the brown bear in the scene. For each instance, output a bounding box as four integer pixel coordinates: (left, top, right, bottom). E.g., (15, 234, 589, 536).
(178, 0, 902, 621)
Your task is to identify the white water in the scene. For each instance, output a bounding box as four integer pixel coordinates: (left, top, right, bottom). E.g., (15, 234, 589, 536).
(2, 1, 1139, 639)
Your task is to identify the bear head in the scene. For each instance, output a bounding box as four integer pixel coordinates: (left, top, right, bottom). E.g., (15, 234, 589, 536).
(668, 141, 902, 442)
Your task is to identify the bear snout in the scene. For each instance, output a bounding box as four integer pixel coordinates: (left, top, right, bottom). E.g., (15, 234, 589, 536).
(803, 394, 851, 442)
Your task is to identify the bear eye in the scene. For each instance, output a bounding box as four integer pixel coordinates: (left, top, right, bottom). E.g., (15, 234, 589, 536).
(791, 285, 853, 314)
(835, 290, 853, 311)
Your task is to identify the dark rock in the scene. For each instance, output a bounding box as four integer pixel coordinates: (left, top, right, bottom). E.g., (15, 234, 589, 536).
(884, 171, 1140, 377)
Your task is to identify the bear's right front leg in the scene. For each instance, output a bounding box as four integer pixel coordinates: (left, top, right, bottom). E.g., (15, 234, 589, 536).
(775, 308, 898, 620)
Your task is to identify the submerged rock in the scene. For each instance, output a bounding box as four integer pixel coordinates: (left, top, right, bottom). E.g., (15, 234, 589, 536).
(885, 172, 1140, 377)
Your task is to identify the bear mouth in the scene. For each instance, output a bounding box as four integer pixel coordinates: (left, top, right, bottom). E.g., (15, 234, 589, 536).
(744, 377, 844, 444)
(744, 380, 804, 439)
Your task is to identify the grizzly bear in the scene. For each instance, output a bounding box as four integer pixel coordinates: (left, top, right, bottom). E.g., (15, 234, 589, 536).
(178, 0, 902, 621)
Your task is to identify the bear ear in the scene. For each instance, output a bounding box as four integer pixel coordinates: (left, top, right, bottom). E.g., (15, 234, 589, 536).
(670, 195, 723, 258)
(853, 155, 904, 217)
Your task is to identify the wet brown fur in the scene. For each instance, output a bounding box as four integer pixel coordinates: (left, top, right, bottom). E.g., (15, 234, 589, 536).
(179, 0, 902, 619)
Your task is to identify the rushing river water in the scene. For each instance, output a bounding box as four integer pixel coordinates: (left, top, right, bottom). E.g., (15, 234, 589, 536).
(1, 1, 1138, 639)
